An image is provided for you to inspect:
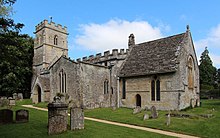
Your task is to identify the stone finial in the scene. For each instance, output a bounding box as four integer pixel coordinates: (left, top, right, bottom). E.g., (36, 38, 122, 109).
(128, 33, 135, 49)
(186, 25, 190, 31)
(53, 96, 61, 103)
(49, 16, 53, 23)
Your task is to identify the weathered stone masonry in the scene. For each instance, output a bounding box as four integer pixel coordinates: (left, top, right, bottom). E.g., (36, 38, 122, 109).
(31, 20, 200, 111)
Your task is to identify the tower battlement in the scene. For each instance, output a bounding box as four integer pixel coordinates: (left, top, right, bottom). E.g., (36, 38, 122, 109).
(35, 20, 68, 34)
(33, 19, 68, 70)
(76, 48, 129, 64)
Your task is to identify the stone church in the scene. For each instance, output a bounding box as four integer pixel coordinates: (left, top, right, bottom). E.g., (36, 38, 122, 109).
(31, 20, 200, 110)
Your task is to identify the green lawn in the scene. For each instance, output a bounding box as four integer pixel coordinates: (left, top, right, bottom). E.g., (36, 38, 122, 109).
(16, 99, 220, 137)
(84, 100, 220, 138)
(0, 101, 172, 138)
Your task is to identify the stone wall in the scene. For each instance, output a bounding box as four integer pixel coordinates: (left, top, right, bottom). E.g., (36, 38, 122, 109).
(50, 57, 111, 109)
(177, 30, 200, 109)
(50, 57, 81, 107)
(119, 73, 181, 110)
(33, 46, 43, 67)
(79, 62, 110, 109)
(31, 71, 50, 103)
(78, 49, 128, 107)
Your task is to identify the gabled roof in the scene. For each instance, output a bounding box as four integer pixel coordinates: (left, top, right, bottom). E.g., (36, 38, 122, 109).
(119, 32, 187, 77)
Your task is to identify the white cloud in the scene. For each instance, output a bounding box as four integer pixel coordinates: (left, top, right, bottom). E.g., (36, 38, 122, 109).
(195, 24, 220, 68)
(210, 54, 220, 66)
(74, 19, 165, 52)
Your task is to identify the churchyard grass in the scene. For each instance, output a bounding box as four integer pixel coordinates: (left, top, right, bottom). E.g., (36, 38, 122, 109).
(15, 99, 32, 106)
(33, 101, 48, 108)
(0, 101, 172, 138)
(85, 100, 220, 138)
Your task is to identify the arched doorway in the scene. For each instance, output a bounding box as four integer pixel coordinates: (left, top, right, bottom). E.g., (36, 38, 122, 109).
(136, 94, 141, 107)
(38, 86, 41, 103)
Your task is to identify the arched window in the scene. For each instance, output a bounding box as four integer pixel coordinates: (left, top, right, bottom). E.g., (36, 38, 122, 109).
(122, 78, 126, 99)
(151, 80, 155, 101)
(104, 80, 109, 94)
(188, 57, 194, 89)
(156, 80, 160, 101)
(54, 35, 58, 45)
(151, 78, 160, 101)
(59, 69, 66, 93)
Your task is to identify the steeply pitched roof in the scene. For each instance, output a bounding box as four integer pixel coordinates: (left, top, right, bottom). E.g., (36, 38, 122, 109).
(119, 32, 187, 77)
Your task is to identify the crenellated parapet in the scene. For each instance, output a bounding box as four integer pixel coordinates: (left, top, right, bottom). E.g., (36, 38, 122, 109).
(76, 49, 129, 64)
(35, 20, 68, 34)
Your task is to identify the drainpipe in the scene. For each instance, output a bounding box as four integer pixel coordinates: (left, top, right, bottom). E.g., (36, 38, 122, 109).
(117, 77, 120, 108)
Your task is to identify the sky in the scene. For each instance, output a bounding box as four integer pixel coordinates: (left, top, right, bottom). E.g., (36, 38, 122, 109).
(12, 0, 220, 68)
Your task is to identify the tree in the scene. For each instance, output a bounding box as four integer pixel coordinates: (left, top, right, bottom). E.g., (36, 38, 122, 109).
(199, 47, 217, 87)
(0, 0, 34, 97)
(217, 68, 220, 84)
(0, 0, 24, 33)
(0, 32, 34, 97)
(0, 0, 15, 17)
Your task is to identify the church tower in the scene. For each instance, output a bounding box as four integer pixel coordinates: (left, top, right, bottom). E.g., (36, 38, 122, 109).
(33, 20, 68, 73)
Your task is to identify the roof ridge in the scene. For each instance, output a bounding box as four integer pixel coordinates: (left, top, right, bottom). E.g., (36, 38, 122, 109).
(137, 32, 186, 46)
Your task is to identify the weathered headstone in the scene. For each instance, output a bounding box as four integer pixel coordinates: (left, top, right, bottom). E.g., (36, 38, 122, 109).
(48, 96, 68, 135)
(9, 98, 15, 106)
(133, 106, 142, 114)
(166, 113, 171, 126)
(145, 106, 148, 111)
(70, 107, 84, 130)
(1, 96, 7, 100)
(151, 106, 158, 119)
(13, 93, 18, 100)
(143, 113, 149, 120)
(16, 109, 29, 123)
(0, 98, 9, 107)
(112, 106, 117, 111)
(17, 93, 23, 100)
(0, 109, 13, 124)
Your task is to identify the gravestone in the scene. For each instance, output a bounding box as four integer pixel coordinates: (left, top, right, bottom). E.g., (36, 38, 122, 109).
(17, 93, 23, 100)
(112, 106, 117, 111)
(145, 106, 148, 111)
(70, 107, 84, 130)
(16, 109, 29, 123)
(166, 113, 171, 126)
(48, 96, 68, 135)
(143, 113, 149, 120)
(9, 98, 15, 106)
(150, 106, 158, 119)
(133, 106, 142, 114)
(0, 98, 9, 107)
(13, 93, 18, 100)
(0, 109, 13, 124)
(1, 96, 7, 100)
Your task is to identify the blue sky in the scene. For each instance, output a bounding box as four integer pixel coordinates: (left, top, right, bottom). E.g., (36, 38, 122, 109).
(13, 0, 220, 68)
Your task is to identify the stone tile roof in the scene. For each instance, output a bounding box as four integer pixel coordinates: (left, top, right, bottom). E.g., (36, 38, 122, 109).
(119, 33, 186, 77)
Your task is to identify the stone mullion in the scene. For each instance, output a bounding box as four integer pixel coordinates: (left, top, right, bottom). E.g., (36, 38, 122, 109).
(60, 71, 63, 93)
